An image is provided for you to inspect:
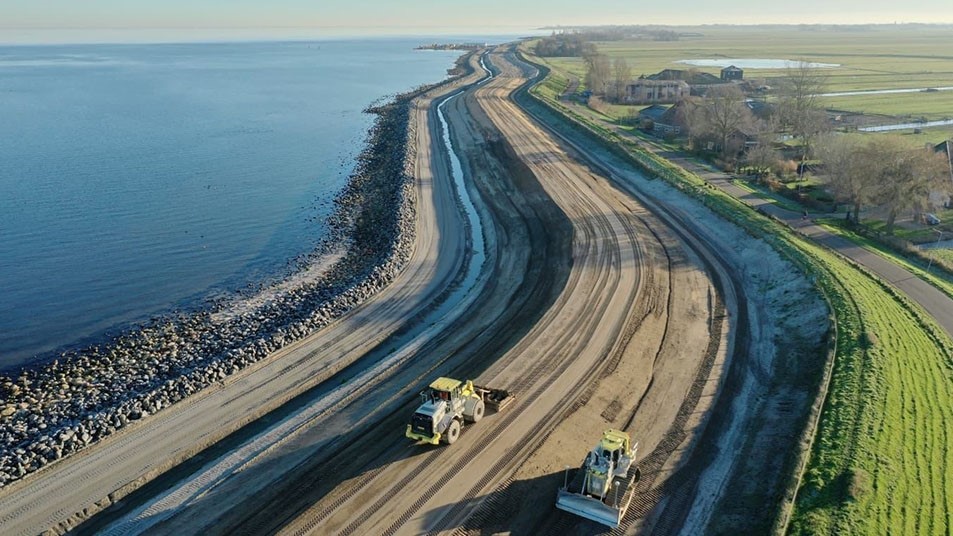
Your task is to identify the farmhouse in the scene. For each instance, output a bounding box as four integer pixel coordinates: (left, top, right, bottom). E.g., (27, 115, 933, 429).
(937, 140, 953, 180)
(647, 69, 724, 96)
(647, 69, 723, 85)
(624, 79, 690, 104)
(931, 140, 953, 208)
(637, 104, 682, 136)
(720, 65, 744, 81)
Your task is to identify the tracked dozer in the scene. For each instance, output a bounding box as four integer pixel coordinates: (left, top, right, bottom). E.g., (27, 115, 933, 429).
(556, 429, 640, 528)
(405, 377, 513, 445)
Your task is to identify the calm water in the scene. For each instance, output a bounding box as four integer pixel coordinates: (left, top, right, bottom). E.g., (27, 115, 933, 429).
(0, 39, 462, 369)
(676, 58, 840, 69)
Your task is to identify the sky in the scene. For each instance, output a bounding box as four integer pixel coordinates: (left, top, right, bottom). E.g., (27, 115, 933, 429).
(2, 0, 953, 43)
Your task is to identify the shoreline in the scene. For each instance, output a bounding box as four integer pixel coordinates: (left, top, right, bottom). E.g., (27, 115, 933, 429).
(0, 52, 475, 489)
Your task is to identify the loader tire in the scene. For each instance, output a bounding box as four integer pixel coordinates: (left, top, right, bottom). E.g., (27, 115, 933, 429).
(442, 419, 461, 445)
(466, 399, 485, 423)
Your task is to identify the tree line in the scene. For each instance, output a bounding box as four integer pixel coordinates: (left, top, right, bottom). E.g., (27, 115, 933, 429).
(583, 52, 631, 102)
(534, 33, 597, 58)
(820, 135, 949, 230)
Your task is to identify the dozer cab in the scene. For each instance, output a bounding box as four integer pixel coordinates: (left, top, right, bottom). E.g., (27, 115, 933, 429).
(405, 377, 512, 445)
(556, 429, 640, 527)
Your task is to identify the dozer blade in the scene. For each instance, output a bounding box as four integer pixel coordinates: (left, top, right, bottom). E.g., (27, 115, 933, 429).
(555, 489, 624, 528)
(556, 464, 639, 528)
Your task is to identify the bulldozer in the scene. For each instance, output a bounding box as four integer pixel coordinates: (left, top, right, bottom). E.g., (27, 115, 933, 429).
(405, 377, 512, 445)
(556, 429, 640, 528)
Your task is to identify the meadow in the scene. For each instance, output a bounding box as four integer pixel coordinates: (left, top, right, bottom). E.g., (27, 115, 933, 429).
(539, 26, 953, 125)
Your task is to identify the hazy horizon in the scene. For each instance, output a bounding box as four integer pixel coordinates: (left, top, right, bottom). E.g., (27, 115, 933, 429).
(3, 0, 953, 44)
(3, 22, 953, 46)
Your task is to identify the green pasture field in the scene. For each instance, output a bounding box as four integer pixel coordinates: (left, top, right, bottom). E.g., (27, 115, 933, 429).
(520, 44, 953, 535)
(895, 125, 953, 145)
(534, 26, 953, 121)
(821, 91, 953, 120)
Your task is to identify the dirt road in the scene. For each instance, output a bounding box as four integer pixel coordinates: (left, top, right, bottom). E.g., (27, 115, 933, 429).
(193, 50, 733, 536)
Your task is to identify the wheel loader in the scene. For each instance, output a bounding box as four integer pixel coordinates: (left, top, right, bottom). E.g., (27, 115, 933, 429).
(556, 429, 640, 528)
(405, 377, 512, 445)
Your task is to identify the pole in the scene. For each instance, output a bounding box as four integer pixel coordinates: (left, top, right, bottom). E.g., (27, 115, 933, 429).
(926, 230, 943, 272)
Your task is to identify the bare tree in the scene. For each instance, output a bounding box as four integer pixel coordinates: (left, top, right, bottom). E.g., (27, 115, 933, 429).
(865, 136, 950, 233)
(779, 61, 828, 119)
(674, 97, 703, 149)
(611, 57, 632, 102)
(778, 60, 830, 175)
(816, 134, 868, 222)
(583, 52, 612, 97)
(696, 85, 755, 159)
(745, 142, 780, 179)
(743, 117, 781, 179)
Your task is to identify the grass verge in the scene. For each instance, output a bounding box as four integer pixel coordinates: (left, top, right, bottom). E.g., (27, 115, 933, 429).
(731, 179, 806, 212)
(818, 220, 953, 299)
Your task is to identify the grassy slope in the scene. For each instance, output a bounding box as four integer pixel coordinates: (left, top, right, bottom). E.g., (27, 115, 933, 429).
(520, 44, 953, 535)
(787, 240, 953, 535)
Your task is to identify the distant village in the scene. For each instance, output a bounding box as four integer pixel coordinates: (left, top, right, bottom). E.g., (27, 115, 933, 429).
(416, 43, 486, 51)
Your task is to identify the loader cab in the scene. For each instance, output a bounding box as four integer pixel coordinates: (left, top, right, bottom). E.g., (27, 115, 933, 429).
(427, 387, 453, 404)
(424, 377, 463, 405)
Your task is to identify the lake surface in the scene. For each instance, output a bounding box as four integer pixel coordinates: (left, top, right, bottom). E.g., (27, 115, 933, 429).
(823, 86, 953, 97)
(677, 58, 840, 69)
(0, 39, 463, 369)
(860, 119, 953, 132)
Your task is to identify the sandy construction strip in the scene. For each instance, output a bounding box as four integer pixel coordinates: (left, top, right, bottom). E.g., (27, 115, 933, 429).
(262, 49, 727, 536)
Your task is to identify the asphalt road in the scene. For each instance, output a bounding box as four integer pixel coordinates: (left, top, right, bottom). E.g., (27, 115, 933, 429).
(658, 150, 953, 338)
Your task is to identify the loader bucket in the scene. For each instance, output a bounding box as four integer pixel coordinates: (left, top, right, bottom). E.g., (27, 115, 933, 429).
(555, 489, 623, 528)
(475, 386, 514, 412)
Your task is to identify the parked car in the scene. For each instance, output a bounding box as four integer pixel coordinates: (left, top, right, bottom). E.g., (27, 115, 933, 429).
(925, 213, 941, 225)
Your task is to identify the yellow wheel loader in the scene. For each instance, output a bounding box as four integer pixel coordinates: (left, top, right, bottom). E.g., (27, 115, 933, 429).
(556, 429, 640, 527)
(405, 377, 512, 445)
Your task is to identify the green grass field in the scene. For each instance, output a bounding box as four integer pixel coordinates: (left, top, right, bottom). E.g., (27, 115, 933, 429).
(897, 125, 953, 144)
(520, 44, 953, 535)
(789, 240, 953, 536)
(534, 26, 953, 123)
(821, 91, 953, 120)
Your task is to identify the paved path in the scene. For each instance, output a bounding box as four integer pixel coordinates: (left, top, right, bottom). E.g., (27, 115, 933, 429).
(653, 147, 953, 338)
